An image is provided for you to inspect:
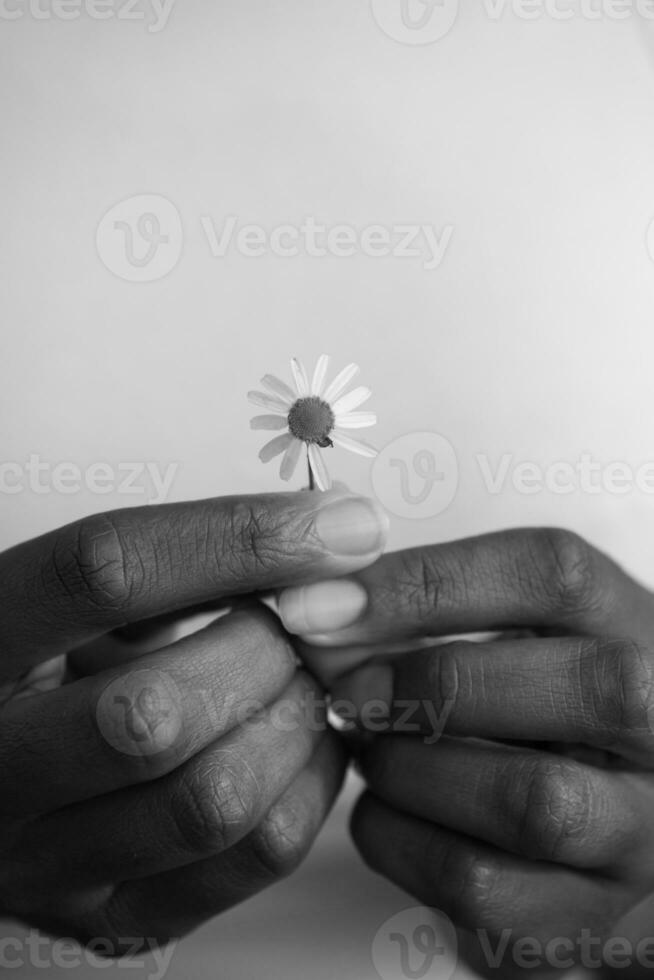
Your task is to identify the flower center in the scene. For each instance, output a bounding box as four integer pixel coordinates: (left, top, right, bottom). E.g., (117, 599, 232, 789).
(287, 397, 335, 447)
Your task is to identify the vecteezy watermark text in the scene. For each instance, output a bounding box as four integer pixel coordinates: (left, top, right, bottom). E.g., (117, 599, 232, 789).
(477, 453, 654, 496)
(0, 456, 179, 503)
(372, 907, 654, 978)
(372, 433, 654, 521)
(0, 931, 177, 978)
(201, 215, 454, 271)
(96, 670, 455, 758)
(96, 195, 454, 281)
(0, 0, 176, 31)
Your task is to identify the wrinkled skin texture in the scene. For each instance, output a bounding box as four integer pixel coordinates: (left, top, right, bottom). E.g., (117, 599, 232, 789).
(292, 528, 654, 979)
(0, 490, 387, 952)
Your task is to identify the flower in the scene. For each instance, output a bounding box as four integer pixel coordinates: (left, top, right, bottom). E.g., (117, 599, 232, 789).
(248, 355, 377, 491)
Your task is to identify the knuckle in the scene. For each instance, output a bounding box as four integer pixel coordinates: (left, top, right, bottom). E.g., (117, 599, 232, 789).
(95, 668, 184, 769)
(514, 758, 591, 863)
(250, 798, 314, 879)
(392, 549, 447, 621)
(172, 753, 258, 855)
(611, 639, 654, 750)
(537, 528, 601, 616)
(48, 513, 145, 616)
(436, 841, 499, 928)
(218, 500, 290, 580)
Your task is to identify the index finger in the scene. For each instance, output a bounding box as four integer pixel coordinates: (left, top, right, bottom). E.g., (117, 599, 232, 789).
(279, 527, 654, 648)
(0, 489, 388, 678)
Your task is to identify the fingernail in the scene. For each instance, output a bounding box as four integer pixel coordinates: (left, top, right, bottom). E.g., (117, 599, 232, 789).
(278, 579, 368, 634)
(332, 664, 393, 720)
(314, 496, 388, 556)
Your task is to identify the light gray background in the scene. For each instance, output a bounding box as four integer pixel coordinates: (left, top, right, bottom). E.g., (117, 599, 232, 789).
(2, 1, 653, 977)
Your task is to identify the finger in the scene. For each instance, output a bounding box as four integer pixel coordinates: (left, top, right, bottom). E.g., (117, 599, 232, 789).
(350, 793, 635, 965)
(78, 732, 347, 947)
(298, 630, 536, 685)
(0, 605, 303, 816)
(278, 527, 654, 647)
(0, 489, 388, 677)
(22, 672, 329, 889)
(353, 736, 654, 875)
(331, 636, 654, 765)
(67, 613, 188, 678)
(68, 597, 258, 678)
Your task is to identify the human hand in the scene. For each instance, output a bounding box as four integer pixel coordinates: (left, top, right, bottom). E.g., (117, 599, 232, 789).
(281, 529, 654, 977)
(0, 489, 387, 953)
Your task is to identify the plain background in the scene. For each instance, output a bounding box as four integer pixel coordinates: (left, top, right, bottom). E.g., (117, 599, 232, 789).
(2, 1, 654, 976)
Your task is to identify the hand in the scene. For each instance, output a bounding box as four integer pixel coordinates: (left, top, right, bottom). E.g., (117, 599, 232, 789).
(281, 528, 654, 977)
(0, 489, 387, 953)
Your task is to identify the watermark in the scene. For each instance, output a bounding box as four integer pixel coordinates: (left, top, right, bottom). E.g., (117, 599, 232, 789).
(201, 215, 453, 270)
(0, 0, 176, 31)
(477, 452, 654, 496)
(332, 694, 454, 745)
(478, 927, 654, 971)
(95, 667, 456, 756)
(0, 931, 176, 977)
(96, 194, 183, 283)
(371, 432, 654, 519)
(484, 0, 654, 21)
(95, 195, 453, 282)
(372, 907, 458, 980)
(0, 456, 179, 503)
(96, 669, 185, 757)
(370, 0, 460, 45)
(371, 0, 654, 46)
(371, 432, 459, 520)
(647, 217, 654, 265)
(372, 909, 654, 976)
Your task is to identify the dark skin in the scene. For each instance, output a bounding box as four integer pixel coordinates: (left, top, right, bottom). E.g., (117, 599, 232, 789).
(0, 489, 387, 951)
(7, 498, 654, 975)
(291, 528, 654, 978)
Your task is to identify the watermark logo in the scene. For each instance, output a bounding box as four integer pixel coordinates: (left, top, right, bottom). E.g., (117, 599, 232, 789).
(371, 432, 459, 519)
(97, 198, 453, 279)
(96, 194, 183, 282)
(372, 434, 654, 520)
(96, 668, 183, 757)
(370, 0, 459, 44)
(372, 907, 458, 980)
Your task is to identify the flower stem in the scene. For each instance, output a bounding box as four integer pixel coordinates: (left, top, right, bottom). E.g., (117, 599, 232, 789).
(307, 448, 315, 490)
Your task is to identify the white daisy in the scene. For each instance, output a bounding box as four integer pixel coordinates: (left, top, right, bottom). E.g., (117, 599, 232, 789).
(248, 355, 377, 491)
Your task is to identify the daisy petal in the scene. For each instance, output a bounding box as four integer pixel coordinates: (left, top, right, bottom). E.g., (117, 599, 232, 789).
(250, 415, 289, 431)
(261, 374, 295, 405)
(290, 358, 310, 397)
(334, 412, 377, 429)
(308, 444, 332, 491)
(332, 432, 378, 459)
(280, 437, 303, 481)
(333, 386, 372, 415)
(323, 363, 360, 404)
(259, 432, 293, 463)
(311, 354, 330, 397)
(248, 391, 290, 414)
